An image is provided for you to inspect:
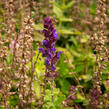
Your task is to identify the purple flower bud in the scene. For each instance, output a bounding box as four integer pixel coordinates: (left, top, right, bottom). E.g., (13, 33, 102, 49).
(43, 29, 49, 37)
(69, 85, 76, 93)
(89, 86, 101, 108)
(51, 65, 56, 71)
(45, 58, 50, 65)
(43, 39, 48, 46)
(57, 51, 62, 59)
(38, 48, 45, 56)
(51, 48, 56, 52)
(51, 44, 56, 52)
(39, 48, 44, 52)
(48, 50, 52, 58)
(53, 29, 59, 40)
(70, 95, 76, 100)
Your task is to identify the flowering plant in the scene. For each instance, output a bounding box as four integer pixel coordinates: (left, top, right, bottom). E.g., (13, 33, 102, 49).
(39, 17, 62, 78)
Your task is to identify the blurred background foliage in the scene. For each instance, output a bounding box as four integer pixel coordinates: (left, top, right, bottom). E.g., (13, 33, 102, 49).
(34, 0, 109, 108)
(0, 0, 109, 108)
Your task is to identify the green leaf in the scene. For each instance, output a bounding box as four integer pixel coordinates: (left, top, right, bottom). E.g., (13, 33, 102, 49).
(76, 93, 85, 101)
(60, 17, 73, 22)
(65, 1, 75, 9)
(55, 95, 65, 105)
(33, 80, 40, 98)
(59, 29, 81, 35)
(58, 78, 70, 94)
(69, 37, 78, 46)
(53, 4, 63, 18)
(0, 106, 4, 109)
(80, 75, 92, 82)
(9, 95, 18, 108)
(6, 54, 13, 65)
(34, 24, 43, 31)
(81, 35, 90, 43)
(58, 29, 74, 35)
(90, 2, 96, 15)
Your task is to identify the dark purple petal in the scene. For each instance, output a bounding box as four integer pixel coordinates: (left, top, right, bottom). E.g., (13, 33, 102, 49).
(53, 29, 59, 40)
(45, 58, 50, 65)
(48, 51, 52, 58)
(39, 48, 45, 53)
(57, 51, 62, 59)
(51, 65, 56, 71)
(39, 48, 45, 57)
(43, 39, 48, 46)
(51, 47, 56, 52)
(51, 44, 56, 52)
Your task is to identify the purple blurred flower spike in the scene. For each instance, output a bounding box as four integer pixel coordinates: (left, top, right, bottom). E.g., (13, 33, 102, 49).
(39, 17, 62, 78)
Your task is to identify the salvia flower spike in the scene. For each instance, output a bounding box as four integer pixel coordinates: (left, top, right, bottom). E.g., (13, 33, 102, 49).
(39, 17, 62, 78)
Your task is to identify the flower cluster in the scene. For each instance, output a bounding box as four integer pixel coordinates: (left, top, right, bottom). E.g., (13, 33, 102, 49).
(89, 86, 102, 108)
(63, 85, 79, 108)
(39, 17, 62, 78)
(68, 85, 77, 100)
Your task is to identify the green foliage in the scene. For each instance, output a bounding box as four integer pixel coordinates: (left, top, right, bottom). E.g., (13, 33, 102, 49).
(0, 0, 109, 108)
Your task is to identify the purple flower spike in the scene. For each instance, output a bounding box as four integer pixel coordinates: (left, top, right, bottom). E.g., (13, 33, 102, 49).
(39, 17, 62, 78)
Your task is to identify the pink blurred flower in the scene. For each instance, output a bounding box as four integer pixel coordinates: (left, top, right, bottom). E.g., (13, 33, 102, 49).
(10, 40, 19, 53)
